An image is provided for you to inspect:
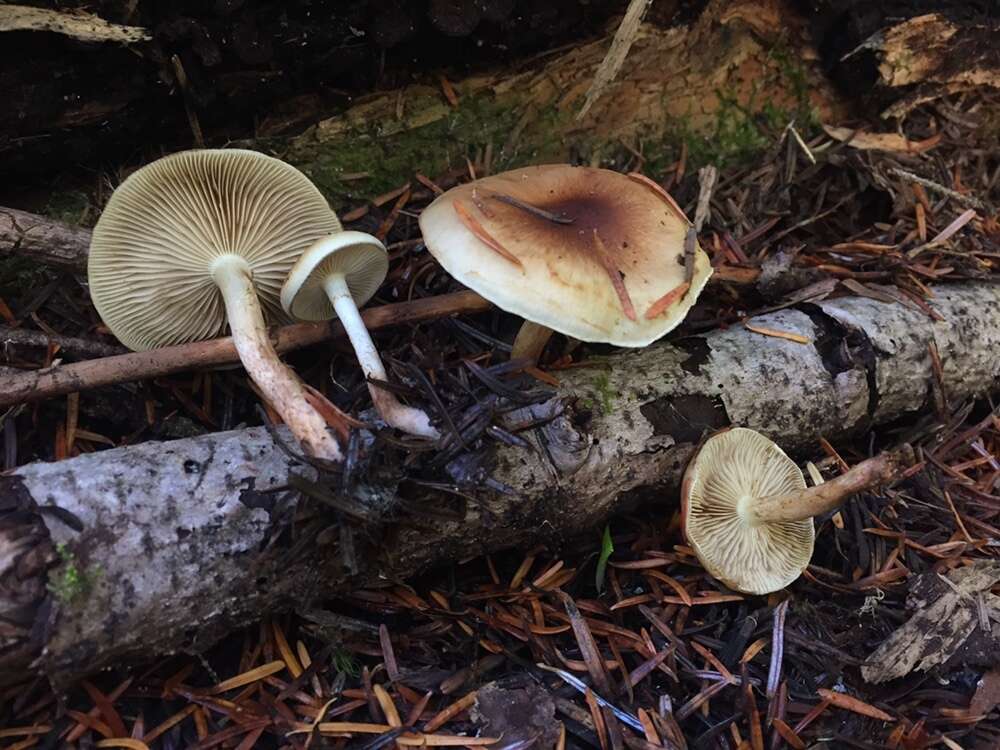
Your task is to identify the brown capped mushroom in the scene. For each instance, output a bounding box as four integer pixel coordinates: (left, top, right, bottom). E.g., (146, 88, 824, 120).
(88, 149, 342, 461)
(417, 164, 712, 361)
(681, 427, 913, 595)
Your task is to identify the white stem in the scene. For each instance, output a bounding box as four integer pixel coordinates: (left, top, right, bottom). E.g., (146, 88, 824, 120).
(212, 256, 342, 461)
(323, 274, 440, 439)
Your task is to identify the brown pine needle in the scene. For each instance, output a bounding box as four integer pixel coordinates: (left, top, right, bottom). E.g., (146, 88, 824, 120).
(295, 722, 498, 745)
(816, 688, 894, 722)
(645, 570, 693, 606)
(141, 706, 197, 745)
(209, 660, 286, 694)
(592, 229, 637, 321)
(0, 727, 53, 740)
(627, 172, 689, 222)
(771, 718, 806, 749)
(272, 621, 303, 679)
(423, 692, 477, 733)
(644, 282, 691, 320)
(439, 76, 459, 107)
(96, 741, 151, 750)
(744, 322, 811, 344)
(453, 200, 523, 267)
(373, 684, 402, 727)
(415, 172, 444, 195)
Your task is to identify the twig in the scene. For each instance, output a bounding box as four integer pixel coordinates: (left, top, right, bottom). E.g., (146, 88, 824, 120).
(0, 326, 126, 359)
(693, 166, 718, 233)
(488, 192, 573, 224)
(576, 0, 651, 120)
(0, 291, 491, 407)
(0, 4, 150, 43)
(889, 167, 987, 210)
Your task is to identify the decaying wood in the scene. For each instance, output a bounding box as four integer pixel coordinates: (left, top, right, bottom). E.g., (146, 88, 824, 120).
(1, 207, 92, 271)
(283, 0, 844, 187)
(0, 5, 150, 44)
(850, 12, 1000, 118)
(2, 283, 1000, 688)
(861, 561, 1000, 684)
(575, 0, 651, 120)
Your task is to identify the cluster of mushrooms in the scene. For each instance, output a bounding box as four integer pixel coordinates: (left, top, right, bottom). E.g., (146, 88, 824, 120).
(88, 148, 909, 596)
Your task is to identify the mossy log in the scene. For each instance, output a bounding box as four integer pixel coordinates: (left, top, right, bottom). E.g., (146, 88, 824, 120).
(275, 0, 845, 203)
(3, 283, 1000, 689)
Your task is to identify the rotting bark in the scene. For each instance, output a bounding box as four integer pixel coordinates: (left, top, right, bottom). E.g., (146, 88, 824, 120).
(1, 207, 92, 271)
(278, 0, 845, 202)
(2, 282, 999, 689)
(861, 561, 1000, 684)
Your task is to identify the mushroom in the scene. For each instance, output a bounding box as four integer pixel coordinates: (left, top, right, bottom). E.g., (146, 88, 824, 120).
(417, 164, 713, 361)
(281, 231, 440, 439)
(681, 427, 913, 595)
(88, 148, 343, 461)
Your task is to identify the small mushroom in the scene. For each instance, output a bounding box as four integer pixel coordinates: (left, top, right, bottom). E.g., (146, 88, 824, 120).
(681, 427, 913, 595)
(88, 149, 342, 461)
(281, 231, 439, 439)
(418, 164, 713, 361)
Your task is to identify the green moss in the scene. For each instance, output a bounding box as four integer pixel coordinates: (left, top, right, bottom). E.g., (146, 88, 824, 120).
(47, 543, 101, 604)
(592, 371, 616, 415)
(280, 92, 574, 207)
(43, 190, 92, 227)
(642, 43, 820, 174)
(332, 647, 360, 678)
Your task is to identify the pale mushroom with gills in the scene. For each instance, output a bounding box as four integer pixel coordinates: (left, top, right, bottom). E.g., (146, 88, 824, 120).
(88, 149, 343, 461)
(281, 231, 440, 439)
(681, 427, 914, 595)
(418, 165, 713, 361)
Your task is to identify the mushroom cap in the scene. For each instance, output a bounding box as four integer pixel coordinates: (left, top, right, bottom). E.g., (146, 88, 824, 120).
(281, 231, 389, 321)
(680, 427, 814, 595)
(88, 148, 342, 351)
(417, 164, 713, 347)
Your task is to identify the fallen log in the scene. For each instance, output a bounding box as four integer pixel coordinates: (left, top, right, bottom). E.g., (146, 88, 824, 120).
(2, 282, 999, 689)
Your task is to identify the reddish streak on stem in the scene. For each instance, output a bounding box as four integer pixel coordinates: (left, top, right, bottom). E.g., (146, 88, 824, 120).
(644, 282, 691, 320)
(627, 172, 690, 223)
(592, 229, 637, 321)
(453, 200, 523, 267)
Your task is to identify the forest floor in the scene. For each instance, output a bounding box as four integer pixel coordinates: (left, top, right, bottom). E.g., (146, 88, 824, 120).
(2, 2, 1000, 749)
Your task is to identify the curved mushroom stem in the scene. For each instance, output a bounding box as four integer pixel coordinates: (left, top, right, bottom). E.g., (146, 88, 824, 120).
(212, 256, 342, 461)
(323, 274, 440, 439)
(749, 445, 914, 524)
(511, 320, 554, 363)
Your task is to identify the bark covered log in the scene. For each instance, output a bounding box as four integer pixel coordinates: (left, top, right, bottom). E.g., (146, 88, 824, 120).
(2, 282, 999, 689)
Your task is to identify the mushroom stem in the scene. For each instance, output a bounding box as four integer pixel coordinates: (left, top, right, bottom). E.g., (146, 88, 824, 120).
(749, 445, 914, 524)
(322, 273, 440, 439)
(511, 320, 554, 363)
(212, 255, 342, 461)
